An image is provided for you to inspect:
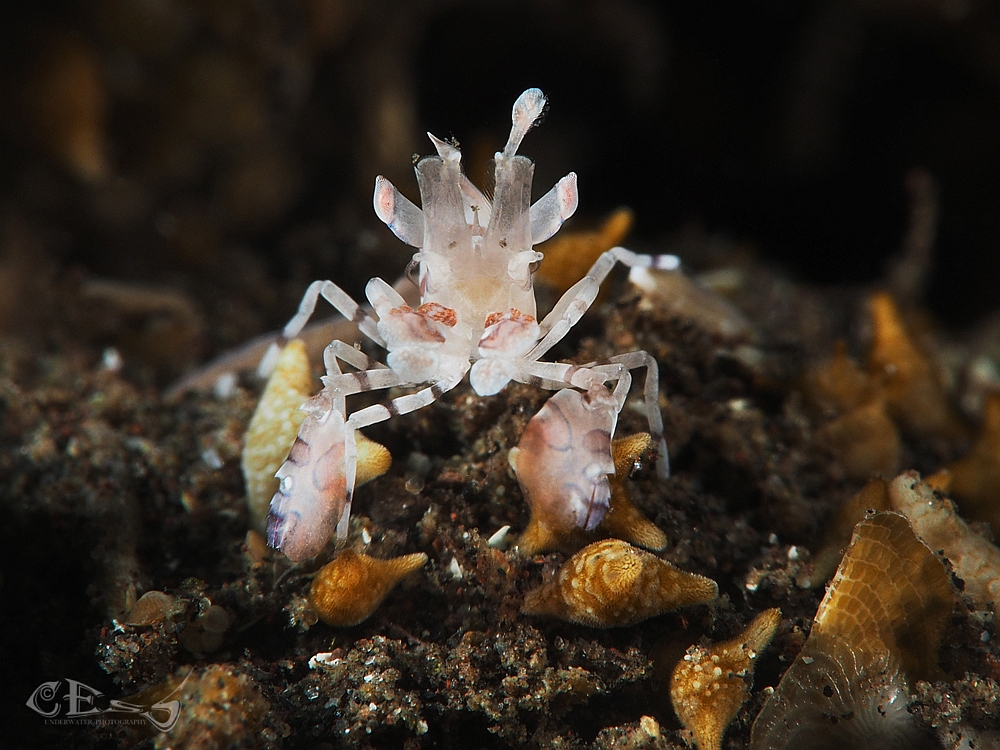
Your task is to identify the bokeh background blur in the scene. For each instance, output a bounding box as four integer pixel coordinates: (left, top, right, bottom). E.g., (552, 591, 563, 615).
(2, 0, 999, 384)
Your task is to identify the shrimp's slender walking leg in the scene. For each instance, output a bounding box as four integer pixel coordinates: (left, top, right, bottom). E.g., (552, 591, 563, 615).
(608, 351, 668, 478)
(530, 247, 679, 361)
(260, 281, 387, 376)
(347, 374, 466, 431)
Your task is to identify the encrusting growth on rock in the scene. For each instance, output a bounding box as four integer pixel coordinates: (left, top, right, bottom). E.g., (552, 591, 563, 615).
(309, 548, 428, 626)
(242, 339, 391, 545)
(796, 471, 1000, 636)
(515, 432, 667, 555)
(751, 512, 954, 749)
(521, 539, 718, 628)
(626, 263, 752, 340)
(671, 608, 781, 750)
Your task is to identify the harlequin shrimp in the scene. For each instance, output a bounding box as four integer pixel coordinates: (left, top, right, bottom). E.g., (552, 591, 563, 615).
(262, 88, 678, 561)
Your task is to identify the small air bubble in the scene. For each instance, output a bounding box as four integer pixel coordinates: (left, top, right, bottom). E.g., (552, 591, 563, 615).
(213, 372, 238, 400)
(101, 347, 123, 372)
(201, 448, 223, 470)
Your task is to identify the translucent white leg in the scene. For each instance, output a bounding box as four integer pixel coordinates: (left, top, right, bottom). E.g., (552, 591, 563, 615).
(334, 423, 357, 546)
(285, 280, 385, 344)
(322, 340, 389, 374)
(518, 361, 617, 391)
(320, 340, 401, 402)
(259, 280, 386, 377)
(321, 368, 407, 401)
(608, 351, 668, 478)
(530, 246, 680, 361)
(347, 374, 466, 431)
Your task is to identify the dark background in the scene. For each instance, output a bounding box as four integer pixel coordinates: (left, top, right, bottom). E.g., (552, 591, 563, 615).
(1, 0, 998, 374)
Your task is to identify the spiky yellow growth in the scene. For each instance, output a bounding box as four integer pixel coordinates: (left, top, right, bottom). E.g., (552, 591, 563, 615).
(516, 433, 667, 555)
(242, 340, 391, 535)
(521, 539, 718, 628)
(354, 436, 393, 484)
(242, 340, 313, 533)
(309, 549, 428, 626)
(671, 608, 781, 750)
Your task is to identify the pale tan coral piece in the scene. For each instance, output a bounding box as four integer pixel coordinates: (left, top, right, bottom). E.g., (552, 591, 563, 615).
(628, 266, 752, 340)
(242, 340, 313, 533)
(125, 591, 177, 626)
(521, 539, 718, 628)
(516, 432, 667, 555)
(888, 470, 1000, 613)
(242, 340, 391, 535)
(671, 608, 780, 750)
(750, 512, 954, 750)
(309, 548, 428, 626)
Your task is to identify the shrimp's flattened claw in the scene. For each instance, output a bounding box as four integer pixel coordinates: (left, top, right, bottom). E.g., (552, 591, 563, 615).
(267, 398, 354, 562)
(511, 387, 617, 535)
(530, 172, 578, 245)
(373, 176, 424, 248)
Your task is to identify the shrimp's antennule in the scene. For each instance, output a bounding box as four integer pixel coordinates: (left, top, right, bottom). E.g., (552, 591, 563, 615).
(503, 88, 546, 158)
